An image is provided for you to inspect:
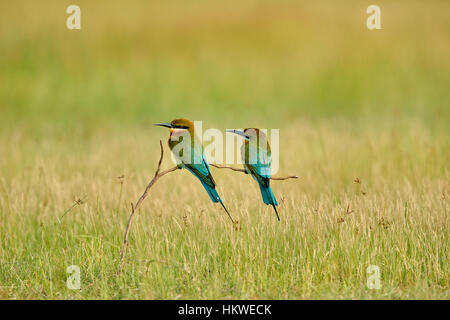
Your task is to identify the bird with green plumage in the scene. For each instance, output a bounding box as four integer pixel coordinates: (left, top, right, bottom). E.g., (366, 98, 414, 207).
(154, 118, 234, 223)
(227, 128, 280, 221)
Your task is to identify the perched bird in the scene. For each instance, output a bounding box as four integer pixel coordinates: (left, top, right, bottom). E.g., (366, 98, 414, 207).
(154, 118, 234, 223)
(227, 128, 280, 221)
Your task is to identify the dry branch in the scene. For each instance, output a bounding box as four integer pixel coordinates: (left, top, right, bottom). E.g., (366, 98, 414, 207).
(117, 142, 298, 274)
(117, 140, 178, 274)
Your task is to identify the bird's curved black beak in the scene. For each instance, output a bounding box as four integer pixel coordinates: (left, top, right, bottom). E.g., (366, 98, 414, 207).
(226, 129, 250, 140)
(153, 123, 173, 128)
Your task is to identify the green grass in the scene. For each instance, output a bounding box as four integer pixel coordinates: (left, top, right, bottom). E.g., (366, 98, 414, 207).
(0, 0, 449, 299)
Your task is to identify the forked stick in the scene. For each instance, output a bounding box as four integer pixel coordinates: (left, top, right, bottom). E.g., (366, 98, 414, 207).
(117, 141, 298, 274)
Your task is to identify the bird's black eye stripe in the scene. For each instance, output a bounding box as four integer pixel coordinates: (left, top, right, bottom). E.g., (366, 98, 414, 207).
(174, 125, 189, 129)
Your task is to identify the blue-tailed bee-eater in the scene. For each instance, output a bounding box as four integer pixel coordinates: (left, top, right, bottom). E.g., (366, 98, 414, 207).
(154, 118, 234, 223)
(227, 128, 280, 221)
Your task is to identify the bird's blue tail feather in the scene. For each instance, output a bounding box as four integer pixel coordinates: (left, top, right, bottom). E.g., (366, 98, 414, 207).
(185, 166, 220, 203)
(258, 182, 278, 206)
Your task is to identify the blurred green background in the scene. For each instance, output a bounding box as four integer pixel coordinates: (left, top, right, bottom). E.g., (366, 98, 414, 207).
(1, 0, 449, 137)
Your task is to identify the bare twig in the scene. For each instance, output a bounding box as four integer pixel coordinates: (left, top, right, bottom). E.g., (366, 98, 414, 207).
(117, 140, 178, 275)
(117, 143, 298, 274)
(345, 204, 354, 215)
(211, 163, 247, 173)
(210, 164, 298, 180)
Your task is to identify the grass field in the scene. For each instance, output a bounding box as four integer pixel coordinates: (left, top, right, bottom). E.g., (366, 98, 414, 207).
(0, 0, 449, 299)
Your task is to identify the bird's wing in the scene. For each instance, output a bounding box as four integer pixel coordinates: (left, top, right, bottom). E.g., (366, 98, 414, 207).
(202, 155, 217, 186)
(245, 147, 272, 188)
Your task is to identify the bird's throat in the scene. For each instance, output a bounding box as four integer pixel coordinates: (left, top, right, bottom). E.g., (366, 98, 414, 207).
(170, 128, 188, 138)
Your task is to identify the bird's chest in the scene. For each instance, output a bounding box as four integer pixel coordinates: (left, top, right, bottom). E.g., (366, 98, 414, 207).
(241, 142, 256, 164)
(168, 129, 189, 149)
